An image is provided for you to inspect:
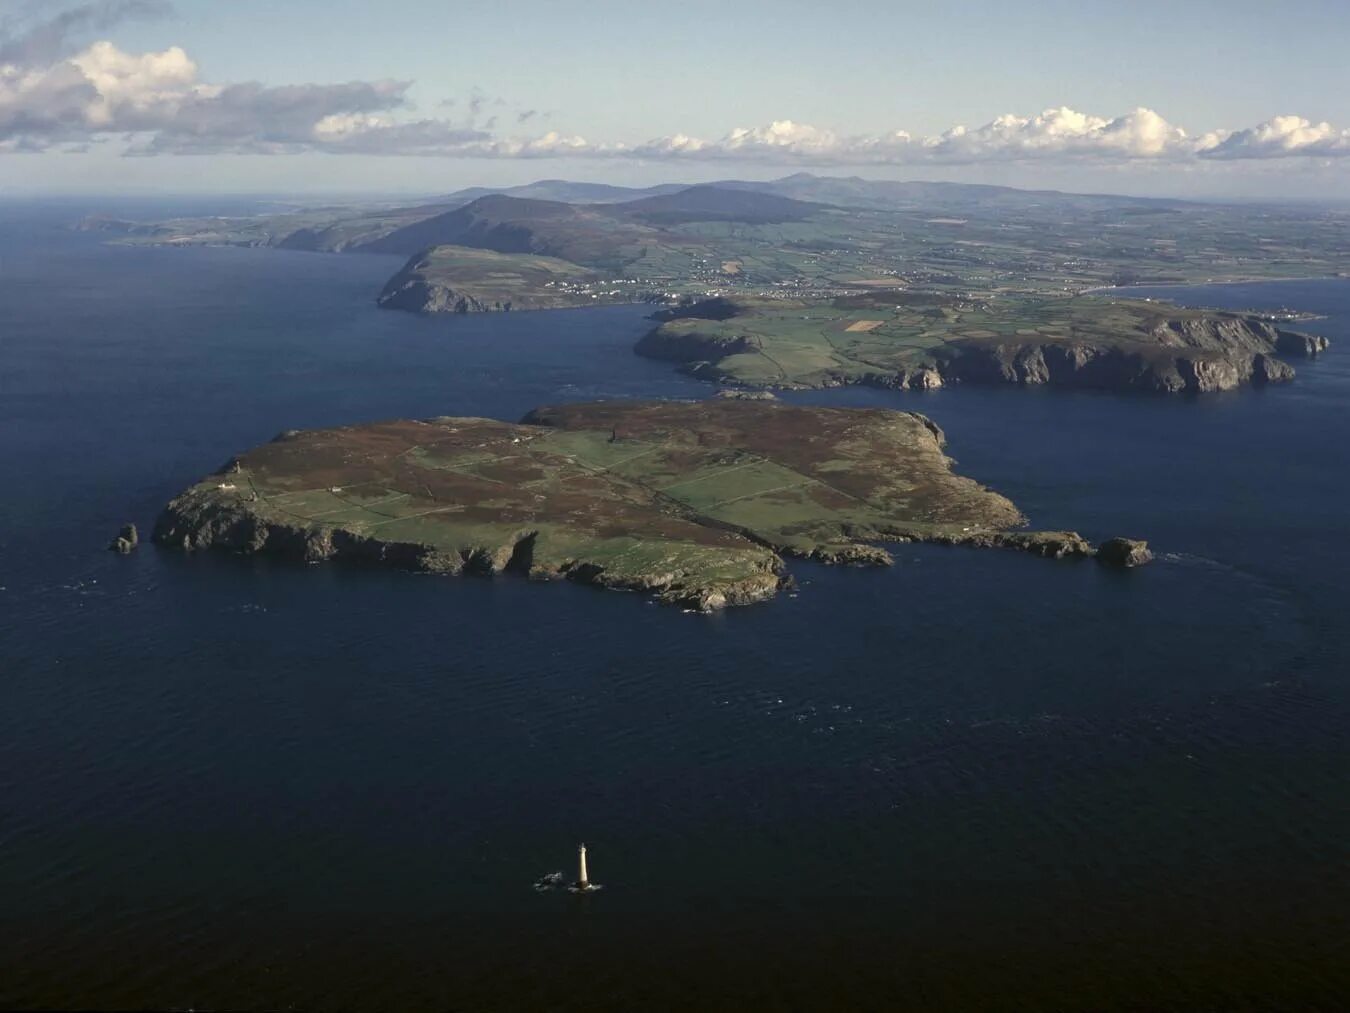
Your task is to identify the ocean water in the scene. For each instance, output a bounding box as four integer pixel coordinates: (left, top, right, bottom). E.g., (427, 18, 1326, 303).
(1, 206, 1347, 1011)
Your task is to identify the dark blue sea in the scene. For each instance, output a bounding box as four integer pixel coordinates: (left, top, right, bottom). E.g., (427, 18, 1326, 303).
(1, 202, 1347, 1010)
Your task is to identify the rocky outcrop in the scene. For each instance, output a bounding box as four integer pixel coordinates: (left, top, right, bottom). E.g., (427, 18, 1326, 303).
(377, 278, 517, 314)
(1147, 315, 1326, 359)
(987, 530, 1095, 558)
(1149, 315, 1286, 352)
(848, 367, 945, 391)
(650, 296, 742, 322)
(108, 523, 139, 553)
(634, 326, 762, 363)
(938, 341, 1295, 394)
(789, 543, 895, 566)
(1096, 537, 1154, 568)
(915, 528, 1094, 558)
(932, 312, 1325, 393)
(714, 389, 778, 401)
(1277, 331, 1331, 357)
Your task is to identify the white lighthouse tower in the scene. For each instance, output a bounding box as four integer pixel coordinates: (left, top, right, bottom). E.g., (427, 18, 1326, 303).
(567, 843, 601, 892)
(576, 843, 590, 890)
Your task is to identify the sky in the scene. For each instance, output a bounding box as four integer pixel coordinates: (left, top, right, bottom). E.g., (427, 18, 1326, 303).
(1, 0, 1349, 199)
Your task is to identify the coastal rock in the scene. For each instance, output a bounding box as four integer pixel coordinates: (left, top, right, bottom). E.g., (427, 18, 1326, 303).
(378, 279, 515, 314)
(634, 327, 762, 363)
(1276, 331, 1331, 357)
(714, 389, 778, 400)
(993, 530, 1094, 559)
(942, 341, 1293, 394)
(1149, 315, 1285, 352)
(1096, 537, 1154, 568)
(904, 367, 944, 390)
(651, 296, 741, 322)
(857, 367, 945, 391)
(937, 529, 1094, 559)
(792, 543, 895, 567)
(108, 523, 139, 553)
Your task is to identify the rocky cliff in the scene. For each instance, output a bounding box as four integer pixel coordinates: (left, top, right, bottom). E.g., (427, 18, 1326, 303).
(377, 277, 521, 314)
(935, 339, 1295, 393)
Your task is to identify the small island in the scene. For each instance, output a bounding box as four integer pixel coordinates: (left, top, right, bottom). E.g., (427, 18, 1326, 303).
(155, 400, 1144, 609)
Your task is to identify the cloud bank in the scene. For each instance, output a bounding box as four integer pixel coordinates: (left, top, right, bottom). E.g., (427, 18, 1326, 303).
(0, 8, 1346, 166)
(627, 108, 1350, 165)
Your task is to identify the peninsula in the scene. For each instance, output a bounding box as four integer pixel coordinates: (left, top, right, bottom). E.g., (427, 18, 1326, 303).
(376, 246, 636, 313)
(154, 400, 1140, 610)
(636, 294, 1329, 394)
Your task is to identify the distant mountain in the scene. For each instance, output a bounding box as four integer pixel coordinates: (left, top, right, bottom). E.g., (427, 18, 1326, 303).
(722, 172, 1193, 212)
(438, 179, 688, 206)
(428, 173, 1195, 214)
(96, 173, 1214, 257)
(150, 175, 1201, 257)
(356, 194, 645, 267)
(607, 184, 824, 224)
(356, 186, 827, 263)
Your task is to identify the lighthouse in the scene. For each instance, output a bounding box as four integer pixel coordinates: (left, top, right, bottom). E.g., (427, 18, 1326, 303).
(576, 843, 590, 890)
(563, 843, 599, 893)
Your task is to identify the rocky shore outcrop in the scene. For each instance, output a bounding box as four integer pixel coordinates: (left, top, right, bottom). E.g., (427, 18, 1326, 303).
(1096, 537, 1155, 568)
(936, 340, 1295, 393)
(377, 278, 518, 314)
(108, 523, 139, 553)
(634, 327, 763, 363)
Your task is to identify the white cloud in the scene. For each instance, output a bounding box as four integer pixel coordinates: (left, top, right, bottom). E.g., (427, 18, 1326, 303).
(919, 106, 1188, 161)
(1197, 115, 1350, 160)
(720, 120, 842, 154)
(0, 15, 1346, 168)
(69, 40, 201, 127)
(623, 107, 1197, 166)
(0, 36, 485, 155)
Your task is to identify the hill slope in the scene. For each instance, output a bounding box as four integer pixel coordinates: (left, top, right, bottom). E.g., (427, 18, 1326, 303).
(606, 185, 825, 224)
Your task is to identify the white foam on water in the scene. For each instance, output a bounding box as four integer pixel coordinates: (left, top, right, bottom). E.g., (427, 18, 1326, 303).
(532, 871, 565, 892)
